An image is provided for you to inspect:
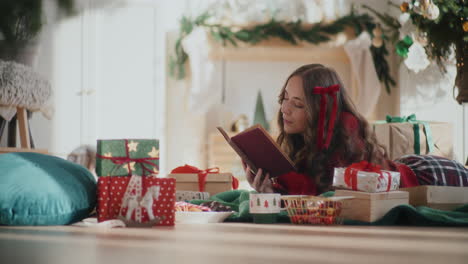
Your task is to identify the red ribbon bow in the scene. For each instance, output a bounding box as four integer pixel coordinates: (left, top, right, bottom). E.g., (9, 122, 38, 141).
(96, 139, 159, 176)
(171, 164, 239, 192)
(312, 84, 340, 150)
(344, 161, 392, 192)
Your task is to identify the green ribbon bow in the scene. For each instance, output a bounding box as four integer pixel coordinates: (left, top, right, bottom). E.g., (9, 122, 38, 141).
(385, 114, 434, 155)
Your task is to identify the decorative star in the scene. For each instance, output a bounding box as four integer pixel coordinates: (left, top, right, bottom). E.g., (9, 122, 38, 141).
(127, 141, 139, 152)
(129, 162, 136, 171)
(103, 152, 113, 157)
(121, 162, 136, 172)
(148, 147, 159, 158)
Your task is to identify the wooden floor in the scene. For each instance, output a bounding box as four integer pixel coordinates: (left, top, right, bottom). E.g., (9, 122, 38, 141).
(1, 223, 467, 264)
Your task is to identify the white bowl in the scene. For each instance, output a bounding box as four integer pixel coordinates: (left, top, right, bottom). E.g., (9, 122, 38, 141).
(175, 211, 234, 224)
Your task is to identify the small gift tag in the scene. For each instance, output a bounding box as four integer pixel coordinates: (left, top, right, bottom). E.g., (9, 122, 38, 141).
(175, 191, 210, 201)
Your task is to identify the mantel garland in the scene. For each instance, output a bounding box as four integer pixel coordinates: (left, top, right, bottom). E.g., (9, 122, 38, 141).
(169, 9, 397, 94)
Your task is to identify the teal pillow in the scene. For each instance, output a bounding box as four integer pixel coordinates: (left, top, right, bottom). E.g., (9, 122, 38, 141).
(0, 152, 97, 225)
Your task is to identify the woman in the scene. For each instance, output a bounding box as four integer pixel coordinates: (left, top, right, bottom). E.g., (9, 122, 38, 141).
(245, 64, 468, 195)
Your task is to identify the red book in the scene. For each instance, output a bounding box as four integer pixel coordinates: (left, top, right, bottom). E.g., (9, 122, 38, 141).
(217, 125, 296, 178)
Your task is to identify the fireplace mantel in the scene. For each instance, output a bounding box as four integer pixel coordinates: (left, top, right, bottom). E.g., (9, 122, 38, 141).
(206, 35, 351, 63)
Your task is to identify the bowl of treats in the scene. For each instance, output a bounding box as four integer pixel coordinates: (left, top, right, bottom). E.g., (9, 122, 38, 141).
(281, 195, 352, 225)
(175, 201, 234, 224)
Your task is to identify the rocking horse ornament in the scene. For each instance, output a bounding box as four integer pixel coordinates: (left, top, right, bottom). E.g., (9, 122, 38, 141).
(118, 175, 165, 227)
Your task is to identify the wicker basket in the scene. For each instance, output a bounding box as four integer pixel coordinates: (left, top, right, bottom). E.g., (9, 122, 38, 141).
(281, 195, 347, 225)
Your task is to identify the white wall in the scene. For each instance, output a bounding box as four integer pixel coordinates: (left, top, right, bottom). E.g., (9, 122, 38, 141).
(399, 63, 466, 162)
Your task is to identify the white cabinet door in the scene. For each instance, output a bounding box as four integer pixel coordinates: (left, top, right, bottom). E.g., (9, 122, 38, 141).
(90, 3, 159, 142)
(31, 1, 161, 157)
(30, 15, 84, 157)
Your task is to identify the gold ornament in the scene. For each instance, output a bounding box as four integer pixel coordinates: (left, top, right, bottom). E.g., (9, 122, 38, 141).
(372, 37, 383, 48)
(463, 21, 468, 32)
(372, 25, 383, 48)
(372, 26, 383, 37)
(415, 32, 428, 47)
(400, 2, 409, 12)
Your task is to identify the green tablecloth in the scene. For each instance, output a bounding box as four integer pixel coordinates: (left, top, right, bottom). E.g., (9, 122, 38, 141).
(190, 190, 468, 227)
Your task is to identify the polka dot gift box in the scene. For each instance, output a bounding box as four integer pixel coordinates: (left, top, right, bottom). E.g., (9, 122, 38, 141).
(97, 176, 175, 226)
(96, 139, 175, 226)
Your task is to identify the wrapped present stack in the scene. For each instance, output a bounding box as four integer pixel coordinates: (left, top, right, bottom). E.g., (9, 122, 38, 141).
(372, 114, 453, 160)
(333, 161, 409, 222)
(96, 139, 175, 226)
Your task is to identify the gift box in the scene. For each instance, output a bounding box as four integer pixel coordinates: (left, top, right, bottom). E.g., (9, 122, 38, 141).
(400, 186, 468, 211)
(372, 114, 453, 160)
(175, 191, 210, 202)
(96, 139, 159, 177)
(169, 173, 235, 195)
(168, 165, 238, 196)
(335, 189, 409, 222)
(333, 161, 400, 193)
(97, 175, 176, 226)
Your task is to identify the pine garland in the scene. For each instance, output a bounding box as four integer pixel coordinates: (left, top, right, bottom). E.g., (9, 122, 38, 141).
(169, 9, 397, 94)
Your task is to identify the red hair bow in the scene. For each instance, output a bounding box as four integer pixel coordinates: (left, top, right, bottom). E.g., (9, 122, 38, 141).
(311, 84, 340, 150)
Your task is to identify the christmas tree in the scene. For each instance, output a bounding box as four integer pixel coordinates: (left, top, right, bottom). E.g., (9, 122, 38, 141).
(253, 90, 270, 132)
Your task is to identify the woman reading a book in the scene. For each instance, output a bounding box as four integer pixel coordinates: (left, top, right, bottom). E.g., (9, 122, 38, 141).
(244, 64, 468, 195)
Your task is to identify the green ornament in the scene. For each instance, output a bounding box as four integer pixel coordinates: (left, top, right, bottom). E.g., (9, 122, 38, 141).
(395, 36, 414, 58)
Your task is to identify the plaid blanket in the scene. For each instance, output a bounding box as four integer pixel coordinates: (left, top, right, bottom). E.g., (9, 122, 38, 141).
(395, 155, 468, 186)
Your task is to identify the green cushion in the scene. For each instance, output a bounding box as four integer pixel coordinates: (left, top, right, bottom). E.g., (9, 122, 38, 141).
(0, 152, 96, 225)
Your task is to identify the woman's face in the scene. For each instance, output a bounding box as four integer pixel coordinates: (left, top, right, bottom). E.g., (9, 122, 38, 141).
(281, 76, 307, 134)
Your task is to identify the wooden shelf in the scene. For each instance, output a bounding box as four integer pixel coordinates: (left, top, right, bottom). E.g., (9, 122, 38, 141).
(0, 147, 48, 154)
(207, 132, 240, 172)
(206, 32, 352, 62)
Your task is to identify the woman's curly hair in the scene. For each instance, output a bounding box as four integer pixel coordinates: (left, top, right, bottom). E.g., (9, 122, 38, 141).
(277, 64, 388, 193)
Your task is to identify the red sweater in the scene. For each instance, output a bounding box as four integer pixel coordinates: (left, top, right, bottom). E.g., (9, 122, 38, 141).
(275, 112, 417, 195)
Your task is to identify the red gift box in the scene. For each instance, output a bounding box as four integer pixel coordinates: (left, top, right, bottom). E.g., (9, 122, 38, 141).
(97, 176, 176, 226)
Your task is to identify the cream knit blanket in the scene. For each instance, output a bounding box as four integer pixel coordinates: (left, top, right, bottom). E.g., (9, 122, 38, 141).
(0, 60, 52, 121)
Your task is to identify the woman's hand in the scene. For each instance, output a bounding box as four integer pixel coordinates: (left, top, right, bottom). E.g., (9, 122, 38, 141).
(242, 160, 274, 193)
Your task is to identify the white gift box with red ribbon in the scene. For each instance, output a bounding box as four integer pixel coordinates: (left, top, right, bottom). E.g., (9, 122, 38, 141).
(333, 161, 400, 193)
